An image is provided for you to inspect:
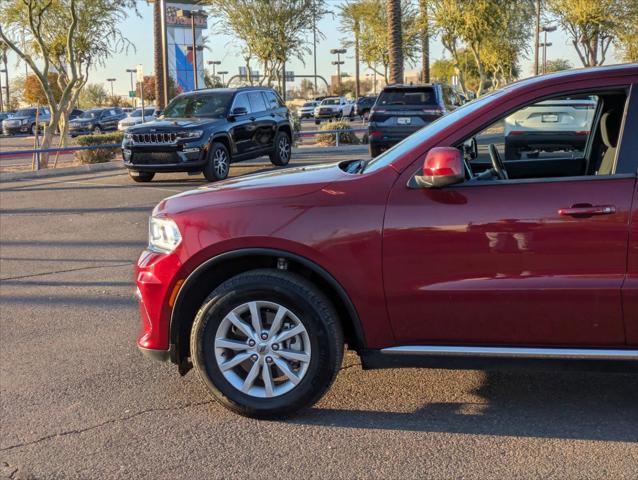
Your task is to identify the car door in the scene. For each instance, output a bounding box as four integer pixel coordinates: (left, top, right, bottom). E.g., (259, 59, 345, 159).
(247, 91, 274, 153)
(99, 110, 111, 129)
(228, 92, 256, 156)
(382, 87, 636, 347)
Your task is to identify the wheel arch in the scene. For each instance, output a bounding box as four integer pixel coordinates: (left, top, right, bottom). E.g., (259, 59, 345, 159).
(169, 248, 366, 373)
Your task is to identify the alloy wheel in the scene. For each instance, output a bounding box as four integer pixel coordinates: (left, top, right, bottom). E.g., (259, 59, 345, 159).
(278, 135, 290, 163)
(213, 148, 229, 178)
(214, 301, 311, 398)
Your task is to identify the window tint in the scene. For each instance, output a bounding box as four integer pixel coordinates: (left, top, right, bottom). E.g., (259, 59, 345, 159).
(248, 91, 267, 112)
(233, 93, 251, 113)
(264, 91, 282, 109)
(378, 88, 436, 106)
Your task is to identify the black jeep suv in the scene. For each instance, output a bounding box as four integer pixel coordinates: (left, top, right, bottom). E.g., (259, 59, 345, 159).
(367, 83, 463, 157)
(122, 87, 293, 182)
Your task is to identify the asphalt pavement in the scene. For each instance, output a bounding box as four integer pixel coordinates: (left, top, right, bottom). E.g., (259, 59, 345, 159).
(1, 150, 637, 479)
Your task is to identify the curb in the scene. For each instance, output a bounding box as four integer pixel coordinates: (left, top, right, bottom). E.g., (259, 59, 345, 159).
(0, 145, 369, 182)
(0, 161, 124, 182)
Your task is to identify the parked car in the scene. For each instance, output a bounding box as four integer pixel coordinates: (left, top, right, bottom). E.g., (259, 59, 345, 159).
(118, 108, 157, 131)
(504, 97, 597, 159)
(340, 100, 356, 119)
(354, 95, 377, 120)
(68, 109, 84, 120)
(297, 101, 319, 119)
(134, 64, 638, 418)
(368, 83, 462, 157)
(0, 112, 12, 132)
(68, 107, 127, 137)
(2, 107, 51, 136)
(122, 86, 293, 183)
(313, 96, 348, 124)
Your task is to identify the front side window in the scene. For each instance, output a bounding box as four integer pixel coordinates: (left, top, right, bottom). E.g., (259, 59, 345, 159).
(164, 92, 234, 118)
(232, 93, 251, 113)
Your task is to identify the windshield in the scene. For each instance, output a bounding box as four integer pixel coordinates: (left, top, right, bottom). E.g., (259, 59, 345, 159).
(363, 89, 506, 173)
(322, 98, 340, 105)
(163, 93, 233, 118)
(130, 109, 155, 117)
(302, 102, 315, 107)
(15, 108, 36, 116)
(79, 110, 100, 119)
(377, 88, 436, 106)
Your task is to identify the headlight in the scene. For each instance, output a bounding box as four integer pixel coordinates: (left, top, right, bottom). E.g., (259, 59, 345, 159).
(177, 130, 203, 140)
(148, 217, 182, 253)
(21, 119, 28, 125)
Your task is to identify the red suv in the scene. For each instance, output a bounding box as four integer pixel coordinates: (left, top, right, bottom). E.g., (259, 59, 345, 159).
(136, 64, 638, 418)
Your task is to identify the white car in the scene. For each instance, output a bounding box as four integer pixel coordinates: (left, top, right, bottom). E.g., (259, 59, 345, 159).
(118, 108, 157, 131)
(314, 97, 348, 124)
(340, 100, 355, 119)
(297, 101, 319, 119)
(504, 97, 597, 159)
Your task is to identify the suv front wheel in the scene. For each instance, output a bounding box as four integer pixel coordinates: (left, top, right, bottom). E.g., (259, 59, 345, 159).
(203, 142, 230, 181)
(129, 171, 155, 182)
(269, 131, 291, 166)
(190, 269, 344, 418)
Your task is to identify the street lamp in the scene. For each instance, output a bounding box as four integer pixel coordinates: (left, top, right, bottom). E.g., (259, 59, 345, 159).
(177, 9, 208, 91)
(207, 60, 221, 77)
(126, 69, 137, 107)
(540, 25, 557, 74)
(217, 70, 229, 86)
(330, 48, 347, 88)
(106, 78, 116, 98)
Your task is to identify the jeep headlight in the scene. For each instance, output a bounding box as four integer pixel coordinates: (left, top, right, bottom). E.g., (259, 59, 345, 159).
(148, 217, 182, 253)
(177, 130, 203, 140)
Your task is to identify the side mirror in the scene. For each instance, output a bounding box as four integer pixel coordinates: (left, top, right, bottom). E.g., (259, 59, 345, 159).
(414, 147, 465, 188)
(230, 106, 248, 117)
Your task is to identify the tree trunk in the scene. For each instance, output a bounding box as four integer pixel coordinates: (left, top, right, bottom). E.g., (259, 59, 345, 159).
(153, 1, 165, 109)
(354, 21, 360, 98)
(419, 0, 429, 83)
(386, 0, 403, 84)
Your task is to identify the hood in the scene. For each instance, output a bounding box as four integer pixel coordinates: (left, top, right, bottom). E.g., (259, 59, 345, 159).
(8, 115, 33, 121)
(129, 117, 220, 132)
(154, 162, 351, 216)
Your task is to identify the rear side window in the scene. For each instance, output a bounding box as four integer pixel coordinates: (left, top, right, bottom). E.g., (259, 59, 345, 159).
(248, 91, 267, 112)
(378, 88, 436, 106)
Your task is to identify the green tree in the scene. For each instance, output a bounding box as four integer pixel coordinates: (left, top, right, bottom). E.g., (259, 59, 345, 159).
(339, 0, 366, 97)
(0, 0, 136, 166)
(79, 83, 108, 107)
(386, 0, 404, 84)
(546, 0, 635, 67)
(430, 58, 455, 82)
(544, 58, 573, 73)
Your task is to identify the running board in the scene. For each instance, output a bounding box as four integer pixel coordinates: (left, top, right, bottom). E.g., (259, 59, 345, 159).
(380, 346, 638, 360)
(360, 346, 638, 373)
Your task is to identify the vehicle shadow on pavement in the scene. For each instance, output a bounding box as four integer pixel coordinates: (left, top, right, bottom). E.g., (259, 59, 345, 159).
(297, 370, 638, 442)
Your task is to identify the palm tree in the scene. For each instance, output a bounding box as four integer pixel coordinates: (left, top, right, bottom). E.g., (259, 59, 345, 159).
(339, 1, 365, 98)
(419, 0, 429, 83)
(153, 0, 165, 109)
(386, 0, 403, 84)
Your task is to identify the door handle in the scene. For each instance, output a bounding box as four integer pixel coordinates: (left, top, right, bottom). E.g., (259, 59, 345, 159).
(558, 204, 616, 217)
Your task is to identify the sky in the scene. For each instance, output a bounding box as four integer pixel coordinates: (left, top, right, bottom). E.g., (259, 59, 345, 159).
(3, 0, 622, 97)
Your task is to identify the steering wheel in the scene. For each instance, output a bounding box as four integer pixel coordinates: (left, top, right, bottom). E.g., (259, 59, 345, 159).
(488, 144, 509, 180)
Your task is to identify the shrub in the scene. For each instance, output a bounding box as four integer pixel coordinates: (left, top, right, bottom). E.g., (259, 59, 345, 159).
(315, 120, 360, 146)
(74, 132, 124, 164)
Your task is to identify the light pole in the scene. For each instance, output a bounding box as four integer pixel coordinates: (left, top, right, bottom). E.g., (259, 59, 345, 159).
(218, 70, 228, 86)
(177, 9, 208, 91)
(330, 48, 346, 91)
(207, 60, 221, 85)
(540, 25, 557, 74)
(107, 78, 116, 98)
(126, 69, 137, 107)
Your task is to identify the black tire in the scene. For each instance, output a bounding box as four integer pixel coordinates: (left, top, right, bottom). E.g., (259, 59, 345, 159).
(369, 144, 382, 158)
(92, 125, 102, 134)
(190, 269, 344, 418)
(203, 142, 230, 182)
(504, 141, 520, 160)
(314, 119, 320, 125)
(129, 171, 155, 182)
(269, 130, 291, 166)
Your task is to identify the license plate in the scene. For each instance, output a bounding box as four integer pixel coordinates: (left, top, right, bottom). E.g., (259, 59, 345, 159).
(397, 117, 412, 125)
(542, 114, 559, 123)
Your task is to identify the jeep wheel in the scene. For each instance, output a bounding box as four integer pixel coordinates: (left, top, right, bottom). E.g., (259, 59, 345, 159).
(92, 125, 102, 134)
(129, 171, 155, 183)
(203, 142, 230, 181)
(190, 269, 344, 418)
(269, 131, 291, 166)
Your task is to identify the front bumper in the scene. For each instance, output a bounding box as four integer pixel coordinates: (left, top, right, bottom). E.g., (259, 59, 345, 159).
(3, 124, 30, 135)
(69, 125, 93, 135)
(368, 124, 423, 147)
(123, 141, 208, 172)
